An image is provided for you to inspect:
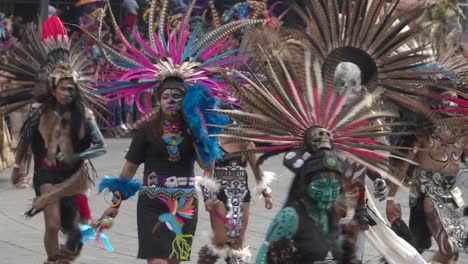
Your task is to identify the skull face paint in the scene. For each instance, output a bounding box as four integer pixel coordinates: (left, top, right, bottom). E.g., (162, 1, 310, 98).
(307, 177, 341, 210)
(160, 88, 184, 119)
(441, 91, 458, 109)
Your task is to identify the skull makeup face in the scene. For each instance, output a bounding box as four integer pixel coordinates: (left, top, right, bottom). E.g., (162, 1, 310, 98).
(441, 91, 458, 109)
(160, 88, 184, 119)
(334, 62, 363, 103)
(304, 127, 333, 152)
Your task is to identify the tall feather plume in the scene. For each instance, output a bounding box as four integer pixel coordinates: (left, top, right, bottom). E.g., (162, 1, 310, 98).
(294, 0, 430, 93)
(210, 35, 418, 182)
(93, 1, 263, 125)
(0, 16, 104, 115)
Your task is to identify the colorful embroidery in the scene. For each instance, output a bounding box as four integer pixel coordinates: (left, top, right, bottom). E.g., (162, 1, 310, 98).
(162, 120, 183, 162)
(153, 196, 196, 261)
(139, 186, 197, 200)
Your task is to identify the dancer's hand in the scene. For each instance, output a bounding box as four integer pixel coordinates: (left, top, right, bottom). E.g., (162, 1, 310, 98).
(386, 200, 401, 224)
(11, 167, 21, 185)
(204, 198, 213, 212)
(96, 207, 119, 227)
(265, 196, 273, 209)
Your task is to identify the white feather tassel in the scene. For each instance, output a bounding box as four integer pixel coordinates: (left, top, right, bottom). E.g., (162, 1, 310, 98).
(254, 171, 277, 198)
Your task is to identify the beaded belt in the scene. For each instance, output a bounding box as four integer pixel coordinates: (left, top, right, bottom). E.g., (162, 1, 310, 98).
(144, 172, 195, 189)
(214, 167, 247, 181)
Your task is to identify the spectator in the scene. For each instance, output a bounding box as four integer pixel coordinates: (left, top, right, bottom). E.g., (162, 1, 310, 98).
(122, 0, 139, 30)
(48, 5, 58, 18)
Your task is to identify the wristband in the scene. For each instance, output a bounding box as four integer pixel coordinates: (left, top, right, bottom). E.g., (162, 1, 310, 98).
(200, 182, 212, 201)
(111, 191, 123, 208)
(387, 196, 395, 201)
(262, 187, 272, 198)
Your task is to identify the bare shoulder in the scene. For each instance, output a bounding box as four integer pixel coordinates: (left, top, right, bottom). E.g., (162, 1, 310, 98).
(246, 141, 256, 150)
(84, 107, 95, 120)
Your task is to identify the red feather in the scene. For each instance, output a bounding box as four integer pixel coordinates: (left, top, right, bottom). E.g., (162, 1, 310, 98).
(41, 16, 68, 43)
(73, 194, 92, 221)
(336, 144, 386, 161)
(334, 137, 379, 145)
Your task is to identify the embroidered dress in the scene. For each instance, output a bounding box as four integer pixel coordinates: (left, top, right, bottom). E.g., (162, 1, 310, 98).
(213, 150, 251, 242)
(126, 122, 198, 260)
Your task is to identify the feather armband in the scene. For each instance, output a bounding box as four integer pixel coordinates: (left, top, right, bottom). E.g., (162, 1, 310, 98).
(98, 177, 141, 208)
(195, 176, 220, 201)
(254, 171, 276, 198)
(183, 84, 229, 165)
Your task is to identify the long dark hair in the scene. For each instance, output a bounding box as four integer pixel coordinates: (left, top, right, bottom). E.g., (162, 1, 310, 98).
(46, 78, 86, 152)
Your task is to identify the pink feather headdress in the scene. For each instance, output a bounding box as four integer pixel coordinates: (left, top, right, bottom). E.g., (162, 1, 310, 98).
(94, 0, 263, 105)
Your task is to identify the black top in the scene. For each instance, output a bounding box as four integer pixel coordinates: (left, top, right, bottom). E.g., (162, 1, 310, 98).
(125, 122, 195, 179)
(213, 149, 248, 180)
(293, 200, 343, 263)
(215, 149, 248, 168)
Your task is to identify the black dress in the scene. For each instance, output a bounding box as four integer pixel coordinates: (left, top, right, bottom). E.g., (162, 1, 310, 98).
(125, 122, 198, 261)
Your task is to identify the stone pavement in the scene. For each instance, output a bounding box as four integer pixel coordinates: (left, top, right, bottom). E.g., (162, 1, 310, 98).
(0, 138, 467, 264)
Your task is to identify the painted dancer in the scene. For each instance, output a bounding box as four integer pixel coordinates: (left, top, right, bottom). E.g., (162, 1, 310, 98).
(209, 1, 436, 262)
(385, 51, 468, 264)
(0, 16, 107, 264)
(198, 134, 274, 264)
(94, 1, 262, 263)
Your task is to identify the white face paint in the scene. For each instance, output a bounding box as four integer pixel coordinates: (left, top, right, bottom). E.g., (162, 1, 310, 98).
(334, 62, 363, 103)
(160, 88, 184, 118)
(441, 91, 458, 109)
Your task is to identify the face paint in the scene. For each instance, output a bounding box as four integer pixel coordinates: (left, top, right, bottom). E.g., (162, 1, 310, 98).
(160, 88, 184, 118)
(307, 177, 341, 210)
(54, 79, 76, 105)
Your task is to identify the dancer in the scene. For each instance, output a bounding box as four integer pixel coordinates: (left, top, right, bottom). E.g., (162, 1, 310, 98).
(385, 51, 468, 263)
(198, 136, 274, 264)
(0, 16, 106, 264)
(94, 0, 261, 262)
(98, 77, 215, 263)
(209, 1, 435, 262)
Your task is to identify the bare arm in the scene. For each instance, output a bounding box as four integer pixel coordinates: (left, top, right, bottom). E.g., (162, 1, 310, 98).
(120, 160, 139, 180)
(388, 136, 422, 197)
(246, 142, 263, 181)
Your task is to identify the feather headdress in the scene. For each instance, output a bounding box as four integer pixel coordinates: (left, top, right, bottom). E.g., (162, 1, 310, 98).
(383, 48, 468, 138)
(0, 16, 104, 114)
(210, 40, 419, 186)
(94, 0, 263, 104)
(294, 0, 432, 93)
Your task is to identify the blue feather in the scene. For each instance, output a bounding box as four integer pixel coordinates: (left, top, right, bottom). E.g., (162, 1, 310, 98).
(183, 84, 229, 165)
(93, 81, 155, 94)
(98, 177, 141, 200)
(413, 64, 459, 82)
(182, 22, 203, 61)
(198, 48, 244, 67)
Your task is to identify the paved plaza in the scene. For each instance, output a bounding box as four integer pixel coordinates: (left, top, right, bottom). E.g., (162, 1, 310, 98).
(0, 138, 467, 264)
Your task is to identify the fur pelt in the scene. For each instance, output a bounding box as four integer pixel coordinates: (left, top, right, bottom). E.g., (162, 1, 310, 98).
(38, 107, 93, 165)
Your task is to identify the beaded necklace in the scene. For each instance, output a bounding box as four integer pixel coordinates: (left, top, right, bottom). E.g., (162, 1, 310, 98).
(162, 120, 183, 162)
